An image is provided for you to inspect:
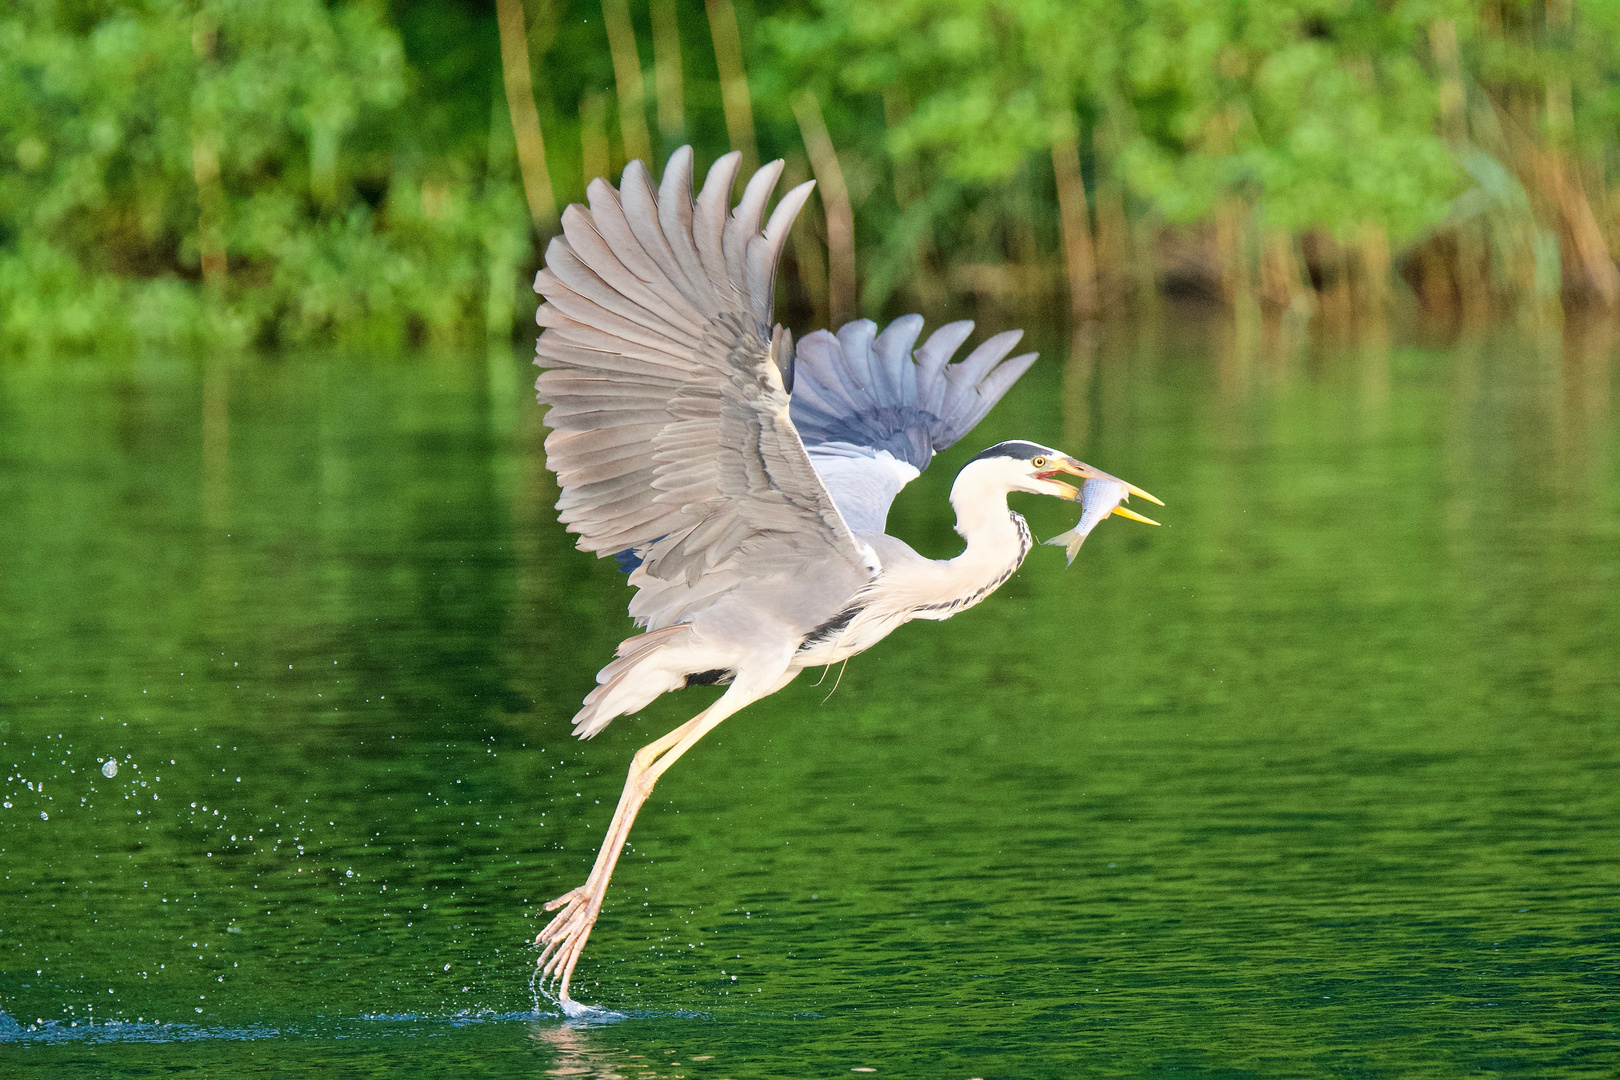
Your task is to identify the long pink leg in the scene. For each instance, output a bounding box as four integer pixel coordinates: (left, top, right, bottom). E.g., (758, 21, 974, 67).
(536, 688, 754, 1006)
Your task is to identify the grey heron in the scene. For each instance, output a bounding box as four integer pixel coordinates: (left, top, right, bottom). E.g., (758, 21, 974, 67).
(531, 146, 1160, 1009)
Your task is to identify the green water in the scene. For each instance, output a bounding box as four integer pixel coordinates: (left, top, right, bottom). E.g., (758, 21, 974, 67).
(1, 322, 1617, 1077)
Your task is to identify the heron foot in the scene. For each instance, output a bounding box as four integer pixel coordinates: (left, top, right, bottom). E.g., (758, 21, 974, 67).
(535, 882, 605, 1005)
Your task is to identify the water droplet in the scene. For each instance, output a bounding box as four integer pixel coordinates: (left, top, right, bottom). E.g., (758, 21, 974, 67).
(102, 760, 118, 778)
(40, 811, 48, 821)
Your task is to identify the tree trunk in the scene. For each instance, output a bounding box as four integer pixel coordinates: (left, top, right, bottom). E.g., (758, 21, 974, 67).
(495, 0, 557, 228)
(580, 93, 611, 188)
(650, 0, 685, 146)
(191, 12, 227, 289)
(792, 91, 856, 327)
(705, 0, 758, 178)
(600, 0, 651, 166)
(1051, 115, 1098, 321)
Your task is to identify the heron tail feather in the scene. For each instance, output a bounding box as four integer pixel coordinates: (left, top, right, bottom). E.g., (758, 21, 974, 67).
(570, 626, 693, 739)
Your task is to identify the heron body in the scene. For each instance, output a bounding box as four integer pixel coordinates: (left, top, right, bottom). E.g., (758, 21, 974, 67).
(531, 147, 1160, 1010)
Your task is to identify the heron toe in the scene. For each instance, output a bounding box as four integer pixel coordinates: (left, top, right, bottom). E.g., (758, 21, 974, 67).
(536, 881, 608, 1002)
(541, 884, 588, 916)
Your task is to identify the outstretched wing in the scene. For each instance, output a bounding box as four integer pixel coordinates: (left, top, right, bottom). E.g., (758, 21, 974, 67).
(534, 148, 877, 631)
(789, 316, 1037, 533)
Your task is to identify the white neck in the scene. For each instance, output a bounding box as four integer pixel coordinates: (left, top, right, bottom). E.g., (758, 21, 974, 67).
(889, 466, 1031, 620)
(949, 466, 1028, 559)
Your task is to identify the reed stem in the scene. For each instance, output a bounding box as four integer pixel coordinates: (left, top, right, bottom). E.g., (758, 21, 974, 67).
(793, 90, 856, 326)
(495, 0, 557, 228)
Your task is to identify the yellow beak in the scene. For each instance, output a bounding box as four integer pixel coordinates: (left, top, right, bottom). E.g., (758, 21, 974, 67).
(1110, 504, 1162, 527)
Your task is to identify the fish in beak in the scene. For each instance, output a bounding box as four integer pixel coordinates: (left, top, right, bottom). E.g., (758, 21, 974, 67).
(1036, 457, 1162, 567)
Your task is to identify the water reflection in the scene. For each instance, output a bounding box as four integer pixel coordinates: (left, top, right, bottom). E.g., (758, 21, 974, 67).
(532, 1023, 634, 1079)
(530, 1020, 738, 1079)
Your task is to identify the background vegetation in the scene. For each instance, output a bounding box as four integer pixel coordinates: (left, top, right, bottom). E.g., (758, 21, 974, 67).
(4, 0, 1620, 356)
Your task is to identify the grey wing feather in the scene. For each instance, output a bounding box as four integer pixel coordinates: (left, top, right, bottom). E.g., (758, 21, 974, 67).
(534, 147, 874, 631)
(791, 317, 1036, 471)
(790, 316, 1037, 532)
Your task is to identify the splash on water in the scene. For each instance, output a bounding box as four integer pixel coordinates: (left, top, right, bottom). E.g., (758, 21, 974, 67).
(527, 961, 627, 1026)
(557, 998, 626, 1025)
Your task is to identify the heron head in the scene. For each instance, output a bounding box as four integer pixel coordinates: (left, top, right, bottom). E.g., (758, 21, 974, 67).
(966, 441, 1163, 508)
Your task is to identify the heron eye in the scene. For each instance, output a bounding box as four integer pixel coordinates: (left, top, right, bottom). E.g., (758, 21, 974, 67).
(1032, 456, 1048, 469)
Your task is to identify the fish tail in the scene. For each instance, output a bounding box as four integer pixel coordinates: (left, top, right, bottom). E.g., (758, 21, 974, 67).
(1044, 530, 1086, 566)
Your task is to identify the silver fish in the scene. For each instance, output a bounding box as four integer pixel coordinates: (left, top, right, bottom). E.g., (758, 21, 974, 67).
(1044, 477, 1160, 566)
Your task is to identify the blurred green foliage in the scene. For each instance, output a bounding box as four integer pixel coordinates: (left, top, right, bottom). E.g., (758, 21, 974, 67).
(1, 0, 525, 354)
(3, 0, 1619, 356)
(769, 0, 1465, 307)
